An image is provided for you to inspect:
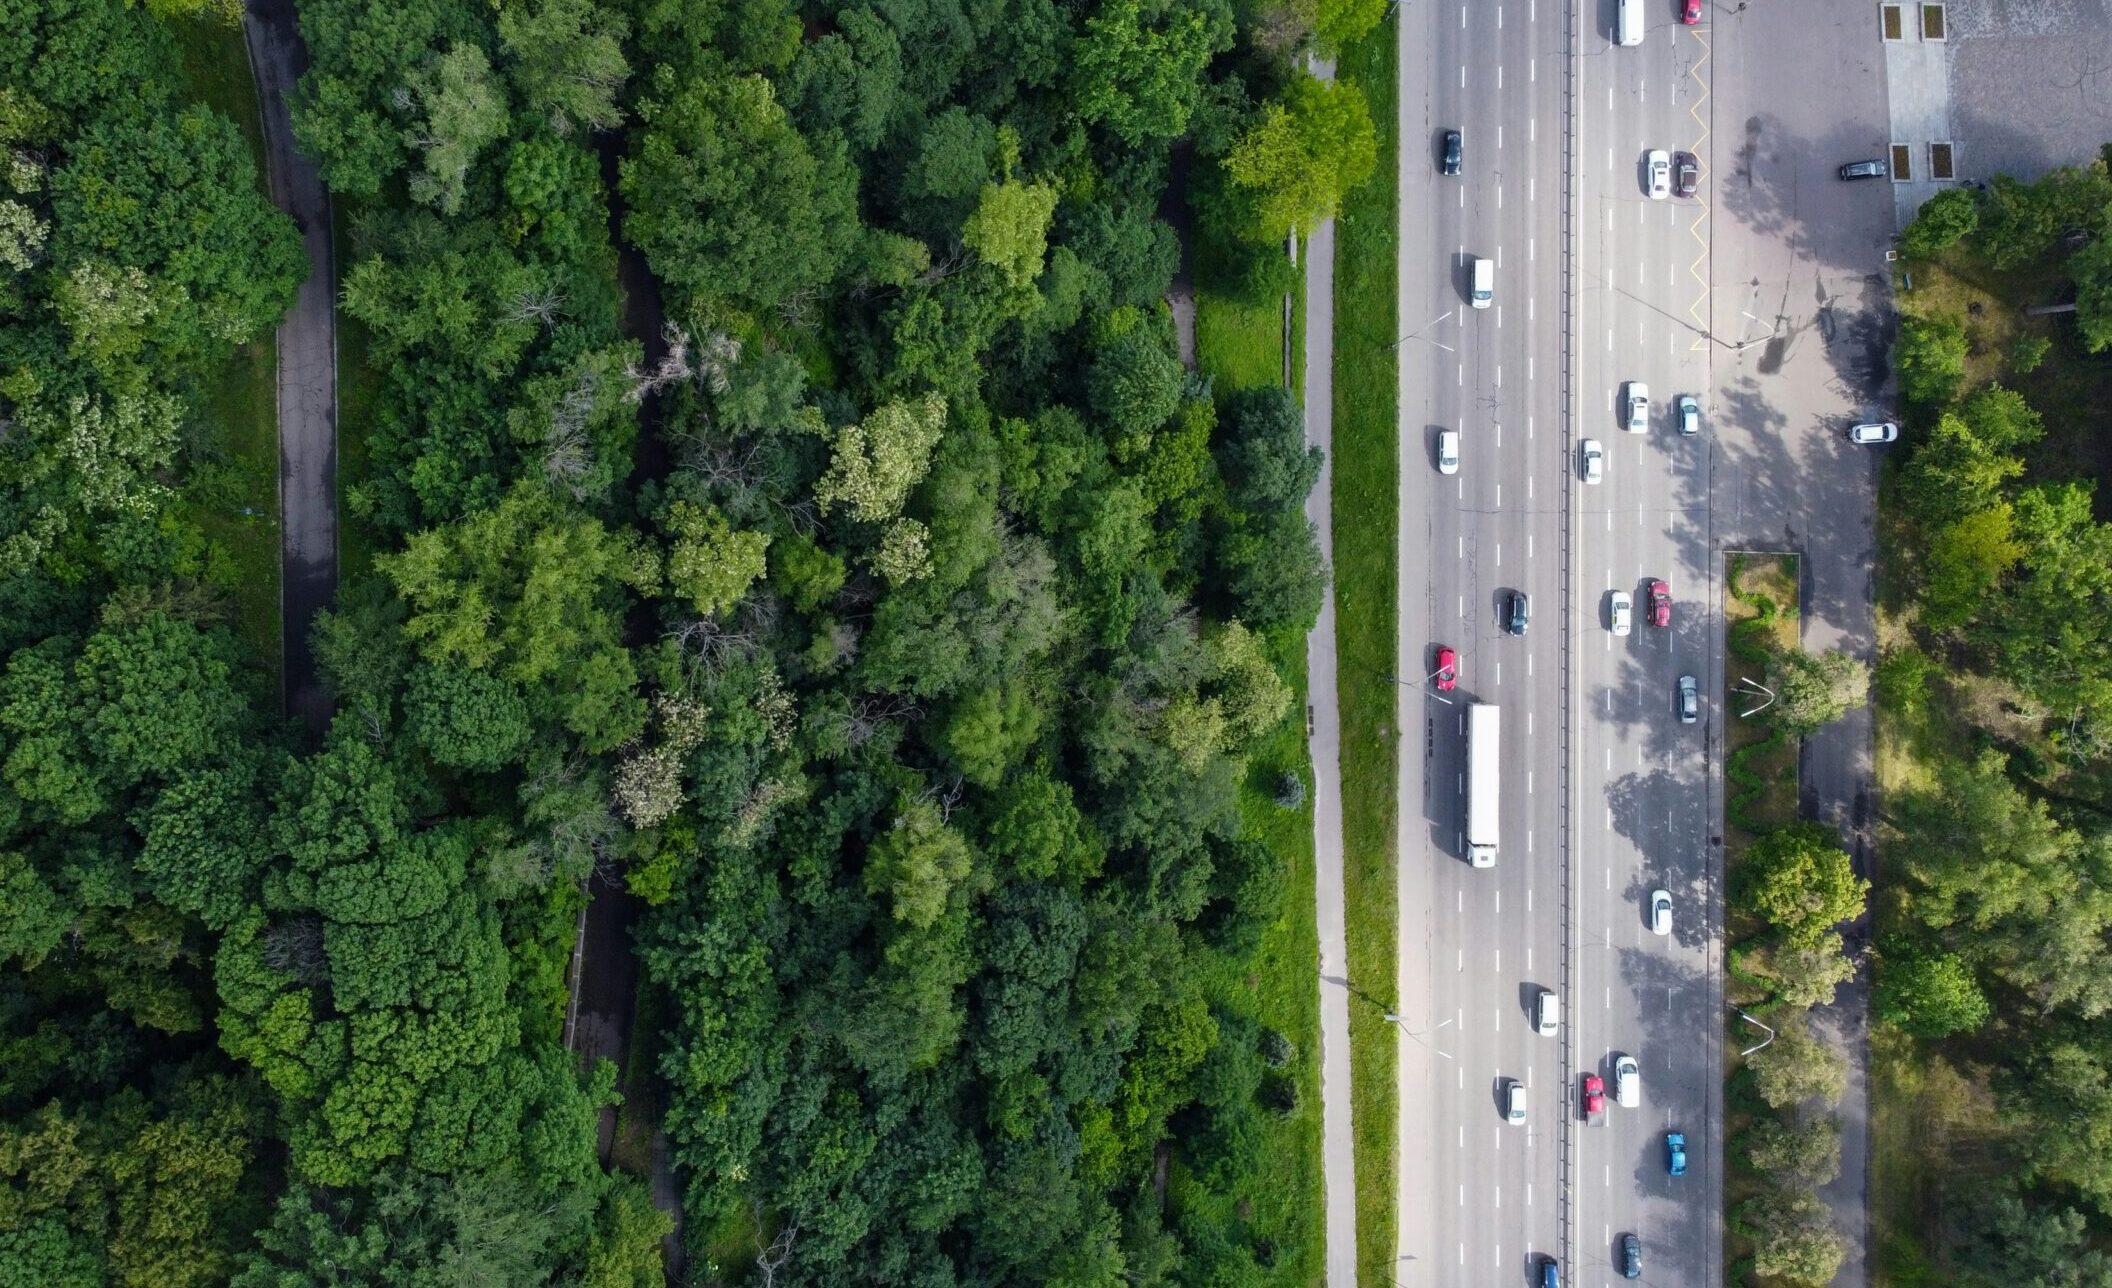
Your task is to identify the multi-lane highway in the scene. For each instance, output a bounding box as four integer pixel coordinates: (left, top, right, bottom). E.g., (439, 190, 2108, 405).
(1392, 2, 1724, 1284)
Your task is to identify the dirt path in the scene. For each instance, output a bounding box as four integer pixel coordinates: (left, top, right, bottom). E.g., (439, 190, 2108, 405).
(240, 0, 337, 740)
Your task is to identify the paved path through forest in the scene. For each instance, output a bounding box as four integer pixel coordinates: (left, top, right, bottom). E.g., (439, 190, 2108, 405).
(241, 0, 337, 738)
(1300, 53, 1357, 1288)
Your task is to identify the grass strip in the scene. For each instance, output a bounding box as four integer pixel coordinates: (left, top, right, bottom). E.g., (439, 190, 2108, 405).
(1330, 20, 1400, 1285)
(169, 13, 283, 685)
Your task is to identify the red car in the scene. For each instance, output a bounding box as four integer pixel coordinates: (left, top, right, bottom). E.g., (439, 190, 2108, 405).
(1434, 646, 1458, 691)
(1648, 580, 1672, 628)
(1582, 1073, 1606, 1117)
(1681, 0, 1701, 23)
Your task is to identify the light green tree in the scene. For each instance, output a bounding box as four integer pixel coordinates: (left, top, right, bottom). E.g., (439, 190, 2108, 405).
(1224, 74, 1377, 242)
(405, 44, 510, 216)
(865, 796, 979, 930)
(812, 393, 948, 522)
(963, 178, 1060, 288)
(664, 500, 769, 616)
(496, 0, 631, 135)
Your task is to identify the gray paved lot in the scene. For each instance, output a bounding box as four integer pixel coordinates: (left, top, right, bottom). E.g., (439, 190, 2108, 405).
(1948, 0, 2112, 182)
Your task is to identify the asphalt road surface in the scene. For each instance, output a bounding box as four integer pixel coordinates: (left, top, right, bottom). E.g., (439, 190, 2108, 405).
(242, 0, 337, 740)
(1392, 1, 1727, 1285)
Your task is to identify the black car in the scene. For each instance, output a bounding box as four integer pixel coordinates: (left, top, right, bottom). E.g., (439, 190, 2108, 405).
(1673, 150, 1699, 197)
(1839, 158, 1888, 180)
(1507, 591, 1530, 636)
(1441, 129, 1462, 176)
(1620, 1233, 1641, 1278)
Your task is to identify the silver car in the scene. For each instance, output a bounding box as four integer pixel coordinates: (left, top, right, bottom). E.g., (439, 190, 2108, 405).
(1677, 394, 1700, 436)
(1609, 590, 1632, 636)
(1580, 438, 1605, 484)
(1678, 675, 1699, 724)
(1623, 382, 1650, 432)
(1646, 149, 1671, 199)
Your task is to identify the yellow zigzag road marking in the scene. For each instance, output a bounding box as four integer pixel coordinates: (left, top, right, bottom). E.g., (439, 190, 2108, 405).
(1686, 28, 1713, 352)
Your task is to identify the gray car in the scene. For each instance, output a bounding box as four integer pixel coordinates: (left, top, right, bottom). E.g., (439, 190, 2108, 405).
(1839, 158, 1888, 180)
(1678, 675, 1699, 724)
(1677, 394, 1700, 436)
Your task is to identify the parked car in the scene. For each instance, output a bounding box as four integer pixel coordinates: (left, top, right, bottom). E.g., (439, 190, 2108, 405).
(1674, 150, 1699, 197)
(1437, 429, 1461, 474)
(1623, 381, 1650, 432)
(1581, 438, 1605, 484)
(1849, 421, 1898, 444)
(1650, 889, 1672, 936)
(1505, 1080, 1528, 1125)
(1839, 158, 1888, 180)
(1442, 129, 1462, 175)
(1678, 675, 1699, 724)
(1582, 1073, 1606, 1118)
(1434, 646, 1458, 691)
(1648, 579, 1672, 628)
(1667, 1131, 1687, 1175)
(1507, 591, 1531, 636)
(1609, 590, 1632, 636)
(1677, 393, 1700, 435)
(1620, 1232, 1643, 1278)
(1646, 149, 1671, 199)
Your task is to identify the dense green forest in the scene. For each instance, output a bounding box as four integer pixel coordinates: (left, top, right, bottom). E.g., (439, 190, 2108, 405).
(1877, 162, 2112, 1286)
(0, 0, 1379, 1280)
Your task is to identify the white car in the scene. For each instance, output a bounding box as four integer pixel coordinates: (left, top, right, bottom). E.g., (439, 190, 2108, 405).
(1849, 421, 1898, 444)
(1646, 149, 1672, 200)
(1609, 590, 1632, 636)
(1505, 1080, 1528, 1125)
(1580, 438, 1605, 484)
(1623, 382, 1650, 432)
(1677, 394, 1700, 436)
(1650, 889, 1673, 936)
(1437, 430, 1461, 474)
(1614, 1055, 1641, 1108)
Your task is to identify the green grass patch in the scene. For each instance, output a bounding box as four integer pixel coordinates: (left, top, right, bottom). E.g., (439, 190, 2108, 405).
(1173, 634, 1323, 1286)
(167, 11, 265, 161)
(1331, 19, 1400, 1285)
(1197, 289, 1287, 393)
(189, 340, 283, 687)
(166, 12, 282, 684)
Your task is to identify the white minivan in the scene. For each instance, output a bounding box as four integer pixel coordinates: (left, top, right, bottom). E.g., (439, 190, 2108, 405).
(1616, 0, 1644, 45)
(1470, 257, 1493, 309)
(1535, 989, 1560, 1037)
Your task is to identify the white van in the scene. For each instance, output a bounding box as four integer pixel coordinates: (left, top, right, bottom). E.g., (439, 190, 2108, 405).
(1470, 257, 1493, 309)
(1617, 0, 1644, 45)
(1535, 989, 1560, 1037)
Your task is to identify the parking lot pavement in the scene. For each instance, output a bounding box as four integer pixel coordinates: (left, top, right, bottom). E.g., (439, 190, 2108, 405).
(1946, 0, 2112, 183)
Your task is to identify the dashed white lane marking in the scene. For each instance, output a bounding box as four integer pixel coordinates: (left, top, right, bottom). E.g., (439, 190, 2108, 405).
(1498, 66, 1503, 90)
